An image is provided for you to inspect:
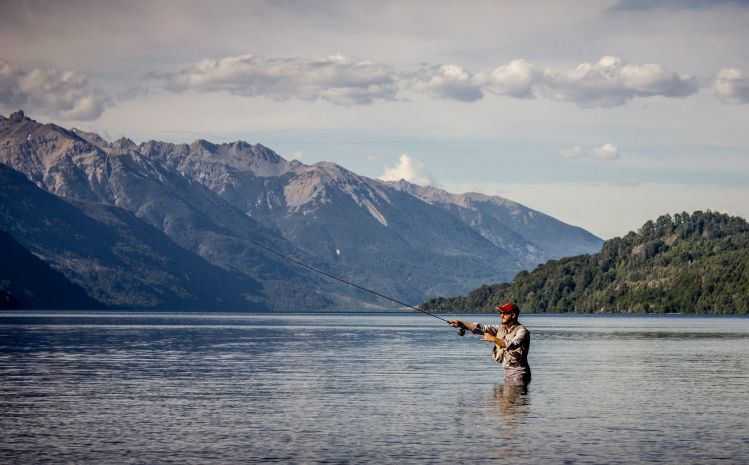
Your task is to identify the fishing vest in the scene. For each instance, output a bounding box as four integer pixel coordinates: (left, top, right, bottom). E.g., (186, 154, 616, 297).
(491, 323, 530, 368)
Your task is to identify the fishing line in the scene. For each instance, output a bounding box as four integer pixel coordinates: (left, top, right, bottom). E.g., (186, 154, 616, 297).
(243, 236, 449, 324)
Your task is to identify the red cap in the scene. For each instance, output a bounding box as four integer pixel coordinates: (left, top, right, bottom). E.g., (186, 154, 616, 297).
(496, 302, 519, 314)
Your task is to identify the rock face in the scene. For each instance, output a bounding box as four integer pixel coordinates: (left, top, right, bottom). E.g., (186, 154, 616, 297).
(0, 111, 603, 310)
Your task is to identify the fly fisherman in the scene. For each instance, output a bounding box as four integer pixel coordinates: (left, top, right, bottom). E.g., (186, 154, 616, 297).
(448, 302, 531, 385)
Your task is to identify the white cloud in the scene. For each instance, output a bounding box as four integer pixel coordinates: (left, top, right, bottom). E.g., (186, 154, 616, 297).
(405, 64, 482, 102)
(0, 58, 111, 120)
(559, 143, 621, 160)
(590, 143, 621, 160)
(164, 54, 399, 106)
(409, 56, 698, 107)
(379, 154, 434, 186)
(161, 54, 701, 108)
(476, 59, 539, 99)
(287, 150, 304, 161)
(538, 56, 699, 107)
(713, 67, 749, 104)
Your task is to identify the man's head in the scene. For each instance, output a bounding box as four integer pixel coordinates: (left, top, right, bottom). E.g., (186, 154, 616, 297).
(496, 302, 520, 325)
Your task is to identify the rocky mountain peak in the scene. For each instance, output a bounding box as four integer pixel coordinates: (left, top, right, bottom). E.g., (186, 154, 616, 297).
(9, 110, 27, 123)
(112, 137, 137, 151)
(229, 140, 252, 151)
(71, 128, 110, 149)
(191, 139, 217, 152)
(0, 110, 41, 139)
(218, 141, 290, 177)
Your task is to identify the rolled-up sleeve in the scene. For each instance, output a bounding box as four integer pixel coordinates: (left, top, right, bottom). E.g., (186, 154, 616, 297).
(505, 327, 528, 349)
(471, 323, 499, 335)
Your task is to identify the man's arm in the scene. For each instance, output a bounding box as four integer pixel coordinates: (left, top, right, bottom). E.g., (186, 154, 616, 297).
(447, 321, 499, 336)
(447, 320, 481, 333)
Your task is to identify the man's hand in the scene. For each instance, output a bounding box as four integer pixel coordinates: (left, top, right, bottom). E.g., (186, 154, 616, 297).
(481, 332, 506, 347)
(447, 320, 462, 329)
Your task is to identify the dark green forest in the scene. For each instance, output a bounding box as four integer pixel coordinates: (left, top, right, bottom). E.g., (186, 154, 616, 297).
(421, 211, 749, 314)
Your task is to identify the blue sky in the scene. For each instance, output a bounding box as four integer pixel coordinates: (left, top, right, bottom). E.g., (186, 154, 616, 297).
(1, 0, 748, 238)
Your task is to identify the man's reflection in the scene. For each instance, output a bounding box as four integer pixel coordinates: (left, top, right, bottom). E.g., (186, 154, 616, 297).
(493, 383, 529, 420)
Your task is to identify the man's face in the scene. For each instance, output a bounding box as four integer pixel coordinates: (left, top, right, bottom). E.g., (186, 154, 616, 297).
(499, 311, 516, 325)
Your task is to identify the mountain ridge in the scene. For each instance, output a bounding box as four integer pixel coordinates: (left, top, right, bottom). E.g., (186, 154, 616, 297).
(1, 110, 603, 310)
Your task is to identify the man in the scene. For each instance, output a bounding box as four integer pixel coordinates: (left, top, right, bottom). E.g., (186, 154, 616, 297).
(448, 302, 531, 385)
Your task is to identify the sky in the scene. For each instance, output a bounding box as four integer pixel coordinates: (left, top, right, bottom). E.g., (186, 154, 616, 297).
(1, 0, 748, 238)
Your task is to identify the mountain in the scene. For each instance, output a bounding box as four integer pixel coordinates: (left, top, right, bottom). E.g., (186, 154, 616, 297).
(1, 110, 603, 310)
(138, 136, 603, 303)
(421, 211, 749, 314)
(385, 181, 602, 266)
(0, 228, 103, 310)
(0, 164, 270, 310)
(0, 111, 332, 310)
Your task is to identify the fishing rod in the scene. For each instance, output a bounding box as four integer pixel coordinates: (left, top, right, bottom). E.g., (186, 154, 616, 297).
(243, 236, 453, 326)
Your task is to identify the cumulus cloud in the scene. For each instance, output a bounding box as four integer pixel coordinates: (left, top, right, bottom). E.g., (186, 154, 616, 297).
(475, 59, 539, 99)
(409, 56, 698, 107)
(560, 143, 621, 160)
(538, 56, 699, 107)
(161, 54, 700, 108)
(379, 154, 434, 186)
(405, 64, 483, 102)
(591, 143, 621, 160)
(713, 68, 749, 104)
(0, 58, 111, 120)
(164, 54, 398, 106)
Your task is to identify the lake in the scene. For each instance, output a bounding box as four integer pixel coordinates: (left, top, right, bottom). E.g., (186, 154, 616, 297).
(1, 312, 747, 464)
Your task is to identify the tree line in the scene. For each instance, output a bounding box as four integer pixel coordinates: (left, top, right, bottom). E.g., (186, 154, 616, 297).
(420, 211, 749, 314)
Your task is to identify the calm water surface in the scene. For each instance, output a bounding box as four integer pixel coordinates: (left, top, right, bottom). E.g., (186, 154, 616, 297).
(1, 312, 747, 464)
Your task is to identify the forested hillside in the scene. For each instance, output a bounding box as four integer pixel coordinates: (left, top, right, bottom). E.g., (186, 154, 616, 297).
(421, 211, 749, 314)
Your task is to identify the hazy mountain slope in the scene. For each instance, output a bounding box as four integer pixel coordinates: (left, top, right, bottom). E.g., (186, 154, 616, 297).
(0, 164, 268, 310)
(0, 229, 104, 310)
(421, 211, 749, 314)
(386, 181, 603, 265)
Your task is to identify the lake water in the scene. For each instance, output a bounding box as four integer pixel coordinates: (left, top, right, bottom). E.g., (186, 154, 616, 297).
(1, 312, 747, 464)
